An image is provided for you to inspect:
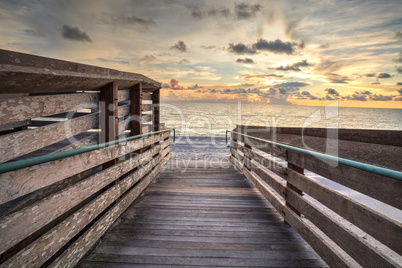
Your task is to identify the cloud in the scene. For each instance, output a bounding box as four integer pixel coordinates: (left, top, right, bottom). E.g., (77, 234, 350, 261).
(372, 81, 380, 85)
(345, 91, 372, 101)
(393, 31, 402, 40)
(397, 82, 402, 85)
(236, 58, 255, 64)
(393, 51, 402, 63)
(140, 55, 156, 64)
(394, 96, 402, 101)
(227, 43, 256, 54)
(253, 38, 303, 55)
(269, 59, 312, 71)
(365, 73, 376, 77)
(227, 38, 304, 55)
(61, 25, 92, 42)
(201, 45, 216, 49)
(325, 88, 339, 96)
(171, 41, 187, 52)
(23, 28, 47, 38)
(319, 43, 329, 49)
(234, 3, 262, 20)
(274, 82, 309, 88)
(178, 59, 190, 64)
(97, 58, 129, 64)
(326, 73, 349, 83)
(188, 84, 203, 89)
(167, 91, 179, 100)
(369, 94, 393, 101)
(398, 89, 402, 95)
(241, 73, 283, 80)
(7, 42, 21, 46)
(397, 67, 402, 74)
(377, 73, 391, 79)
(113, 15, 155, 28)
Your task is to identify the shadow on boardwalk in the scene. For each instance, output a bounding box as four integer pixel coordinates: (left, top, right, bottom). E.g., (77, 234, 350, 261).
(77, 137, 327, 267)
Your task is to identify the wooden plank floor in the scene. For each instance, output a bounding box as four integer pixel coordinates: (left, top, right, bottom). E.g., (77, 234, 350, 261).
(77, 137, 327, 267)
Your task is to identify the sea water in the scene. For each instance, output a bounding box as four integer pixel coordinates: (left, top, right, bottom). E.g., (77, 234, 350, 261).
(160, 101, 402, 136)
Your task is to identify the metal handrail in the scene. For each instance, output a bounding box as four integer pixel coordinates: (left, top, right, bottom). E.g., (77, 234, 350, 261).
(0, 128, 174, 174)
(228, 130, 402, 181)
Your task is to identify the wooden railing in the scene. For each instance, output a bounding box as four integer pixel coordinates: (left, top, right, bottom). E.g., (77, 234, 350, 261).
(0, 130, 171, 267)
(0, 49, 169, 267)
(229, 130, 402, 267)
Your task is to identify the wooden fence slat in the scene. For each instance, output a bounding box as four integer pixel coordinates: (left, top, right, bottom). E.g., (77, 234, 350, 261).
(117, 89, 130, 102)
(0, 93, 99, 125)
(142, 114, 152, 124)
(287, 150, 402, 210)
(141, 104, 152, 112)
(231, 133, 287, 160)
(118, 104, 130, 118)
(142, 124, 151, 134)
(286, 188, 398, 267)
(1, 151, 168, 268)
(142, 93, 152, 101)
(0, 143, 167, 257)
(0, 131, 170, 205)
(285, 168, 402, 255)
(48, 154, 170, 268)
(232, 155, 358, 268)
(0, 113, 99, 163)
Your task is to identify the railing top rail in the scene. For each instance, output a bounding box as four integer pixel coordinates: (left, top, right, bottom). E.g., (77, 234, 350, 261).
(228, 130, 402, 181)
(0, 129, 174, 174)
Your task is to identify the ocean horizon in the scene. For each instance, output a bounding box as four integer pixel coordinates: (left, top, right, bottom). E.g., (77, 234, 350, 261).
(160, 101, 402, 137)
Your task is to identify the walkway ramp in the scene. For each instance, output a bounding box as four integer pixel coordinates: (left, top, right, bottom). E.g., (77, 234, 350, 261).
(77, 137, 326, 267)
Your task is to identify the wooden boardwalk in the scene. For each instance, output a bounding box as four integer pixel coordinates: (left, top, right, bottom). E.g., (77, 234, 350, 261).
(77, 137, 327, 267)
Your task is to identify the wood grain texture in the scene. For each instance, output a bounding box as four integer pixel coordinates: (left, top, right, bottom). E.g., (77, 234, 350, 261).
(0, 93, 99, 125)
(1, 150, 169, 268)
(0, 113, 99, 163)
(0, 143, 168, 257)
(118, 89, 130, 102)
(49, 154, 170, 268)
(0, 131, 170, 205)
(77, 140, 326, 268)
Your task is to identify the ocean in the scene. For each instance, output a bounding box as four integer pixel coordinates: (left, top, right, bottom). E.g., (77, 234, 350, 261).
(160, 101, 402, 136)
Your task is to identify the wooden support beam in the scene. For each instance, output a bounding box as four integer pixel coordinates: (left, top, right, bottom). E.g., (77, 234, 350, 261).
(130, 83, 142, 136)
(152, 89, 160, 132)
(286, 163, 303, 216)
(99, 82, 118, 169)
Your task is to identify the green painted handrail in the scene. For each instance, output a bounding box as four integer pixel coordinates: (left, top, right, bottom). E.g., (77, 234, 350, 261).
(0, 129, 173, 174)
(228, 130, 402, 181)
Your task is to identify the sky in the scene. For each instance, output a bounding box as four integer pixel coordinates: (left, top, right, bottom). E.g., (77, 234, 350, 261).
(1, 0, 402, 108)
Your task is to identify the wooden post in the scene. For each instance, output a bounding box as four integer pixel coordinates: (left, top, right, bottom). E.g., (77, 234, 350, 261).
(152, 88, 160, 132)
(100, 82, 118, 169)
(130, 83, 142, 136)
(286, 163, 304, 216)
(244, 143, 253, 170)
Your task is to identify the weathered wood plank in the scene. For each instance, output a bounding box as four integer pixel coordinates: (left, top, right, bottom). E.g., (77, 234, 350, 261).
(118, 104, 130, 118)
(0, 93, 99, 125)
(1, 152, 169, 268)
(231, 133, 287, 160)
(142, 104, 152, 112)
(130, 83, 142, 135)
(142, 124, 151, 134)
(235, 158, 357, 268)
(0, 113, 99, 163)
(142, 114, 152, 124)
(286, 188, 398, 267)
(118, 89, 130, 102)
(0, 49, 161, 94)
(48, 154, 170, 268)
(0, 144, 167, 257)
(285, 167, 402, 255)
(152, 89, 160, 132)
(142, 93, 152, 101)
(287, 150, 402, 210)
(0, 131, 170, 205)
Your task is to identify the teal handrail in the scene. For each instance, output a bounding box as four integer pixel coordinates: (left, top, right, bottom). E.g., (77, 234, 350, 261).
(228, 130, 402, 181)
(0, 129, 174, 174)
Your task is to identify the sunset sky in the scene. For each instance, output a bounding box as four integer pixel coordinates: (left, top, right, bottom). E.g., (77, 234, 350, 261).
(1, 0, 402, 108)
